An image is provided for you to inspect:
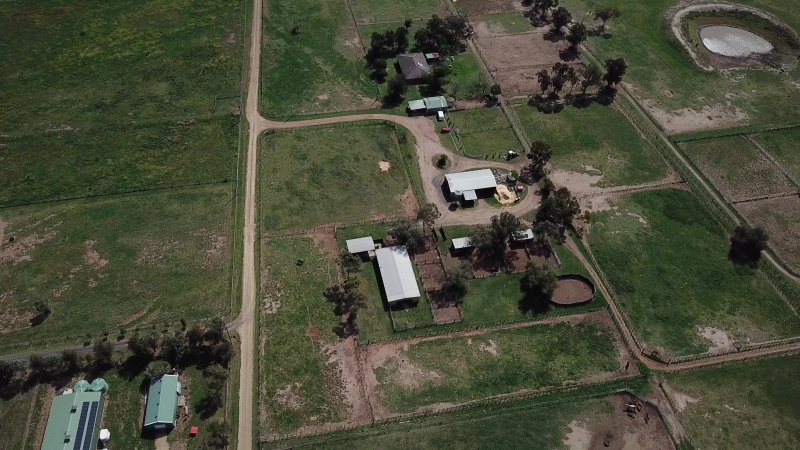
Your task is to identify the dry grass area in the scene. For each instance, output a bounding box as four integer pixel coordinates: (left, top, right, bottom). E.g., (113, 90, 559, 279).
(475, 29, 578, 95)
(736, 196, 800, 271)
(457, 0, 522, 16)
(680, 136, 797, 201)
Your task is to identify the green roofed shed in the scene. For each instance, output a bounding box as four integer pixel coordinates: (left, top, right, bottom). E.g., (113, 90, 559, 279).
(143, 374, 181, 431)
(42, 390, 105, 450)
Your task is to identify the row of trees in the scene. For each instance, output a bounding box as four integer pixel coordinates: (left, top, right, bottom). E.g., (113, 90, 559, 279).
(535, 58, 627, 99)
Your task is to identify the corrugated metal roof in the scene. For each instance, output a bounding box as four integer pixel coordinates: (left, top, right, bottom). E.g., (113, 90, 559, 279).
(407, 99, 426, 111)
(144, 375, 180, 428)
(513, 228, 534, 241)
(452, 237, 473, 249)
(375, 246, 421, 302)
(397, 53, 430, 80)
(445, 169, 497, 196)
(346, 236, 374, 254)
(423, 96, 448, 110)
(42, 390, 104, 450)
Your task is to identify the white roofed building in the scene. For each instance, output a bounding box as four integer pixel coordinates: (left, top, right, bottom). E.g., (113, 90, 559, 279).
(375, 246, 421, 303)
(346, 236, 375, 254)
(444, 169, 498, 202)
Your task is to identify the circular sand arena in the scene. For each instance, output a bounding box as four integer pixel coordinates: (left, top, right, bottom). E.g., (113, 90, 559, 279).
(699, 25, 773, 57)
(552, 274, 595, 305)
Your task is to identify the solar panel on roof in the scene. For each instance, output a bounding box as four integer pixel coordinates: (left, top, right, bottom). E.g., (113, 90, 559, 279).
(72, 402, 90, 450)
(82, 401, 99, 450)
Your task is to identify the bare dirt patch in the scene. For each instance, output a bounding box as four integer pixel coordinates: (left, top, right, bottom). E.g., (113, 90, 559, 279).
(494, 184, 516, 204)
(309, 228, 339, 258)
(274, 382, 304, 411)
(459, 0, 523, 16)
(261, 270, 282, 315)
(82, 240, 108, 271)
(0, 228, 57, 265)
(641, 98, 749, 134)
(582, 394, 677, 450)
(564, 420, 592, 450)
(476, 29, 579, 95)
(479, 339, 499, 356)
(661, 382, 700, 412)
(432, 304, 462, 324)
(397, 185, 419, 218)
(551, 169, 604, 197)
(378, 160, 391, 172)
(199, 232, 228, 269)
(323, 338, 371, 423)
(697, 326, 738, 352)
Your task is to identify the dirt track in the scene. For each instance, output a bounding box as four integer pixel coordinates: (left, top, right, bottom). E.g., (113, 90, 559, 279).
(233, 1, 800, 448)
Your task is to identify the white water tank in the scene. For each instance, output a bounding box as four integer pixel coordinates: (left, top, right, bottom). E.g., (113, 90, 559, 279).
(99, 429, 111, 444)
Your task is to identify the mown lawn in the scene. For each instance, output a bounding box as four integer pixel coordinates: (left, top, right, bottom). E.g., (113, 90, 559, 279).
(666, 353, 800, 450)
(587, 188, 800, 356)
(259, 124, 413, 231)
(444, 107, 522, 158)
(0, 184, 232, 352)
(261, 0, 375, 116)
(259, 238, 346, 434)
(372, 319, 620, 412)
(511, 101, 667, 186)
(679, 136, 796, 201)
(559, 0, 800, 131)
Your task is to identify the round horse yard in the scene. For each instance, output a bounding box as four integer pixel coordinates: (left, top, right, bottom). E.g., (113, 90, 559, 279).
(552, 274, 596, 305)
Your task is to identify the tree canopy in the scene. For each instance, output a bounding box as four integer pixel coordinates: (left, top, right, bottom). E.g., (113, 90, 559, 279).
(729, 225, 769, 268)
(603, 58, 627, 87)
(519, 261, 559, 313)
(594, 6, 621, 31)
(415, 15, 473, 55)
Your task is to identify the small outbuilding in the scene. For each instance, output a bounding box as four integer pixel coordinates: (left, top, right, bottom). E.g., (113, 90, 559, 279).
(42, 385, 106, 450)
(143, 374, 182, 432)
(397, 53, 431, 82)
(375, 246, 421, 304)
(346, 236, 375, 257)
(451, 237, 474, 255)
(444, 169, 498, 203)
(407, 95, 450, 115)
(424, 52, 440, 63)
(513, 228, 535, 242)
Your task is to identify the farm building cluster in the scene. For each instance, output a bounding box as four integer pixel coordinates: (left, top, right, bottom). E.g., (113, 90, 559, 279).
(40, 374, 185, 450)
(346, 237, 421, 304)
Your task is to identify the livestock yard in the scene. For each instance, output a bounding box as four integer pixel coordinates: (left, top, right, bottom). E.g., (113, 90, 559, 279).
(2, 0, 800, 449)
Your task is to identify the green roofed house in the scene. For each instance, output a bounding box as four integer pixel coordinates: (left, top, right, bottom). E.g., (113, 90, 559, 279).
(41, 387, 105, 450)
(143, 374, 182, 432)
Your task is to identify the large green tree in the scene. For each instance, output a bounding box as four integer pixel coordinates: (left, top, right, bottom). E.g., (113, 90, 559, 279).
(519, 261, 559, 313)
(729, 225, 769, 268)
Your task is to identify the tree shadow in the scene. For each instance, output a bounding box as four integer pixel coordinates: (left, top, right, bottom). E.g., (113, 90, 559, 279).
(543, 29, 563, 43)
(517, 292, 551, 315)
(559, 47, 579, 62)
(528, 95, 564, 114)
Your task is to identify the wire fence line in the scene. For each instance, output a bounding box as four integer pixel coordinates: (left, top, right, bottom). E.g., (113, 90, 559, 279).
(260, 375, 646, 446)
(357, 305, 607, 347)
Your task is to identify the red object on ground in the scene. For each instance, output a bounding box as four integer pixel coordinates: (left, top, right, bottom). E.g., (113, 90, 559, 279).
(441, 127, 451, 133)
(189, 426, 199, 437)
